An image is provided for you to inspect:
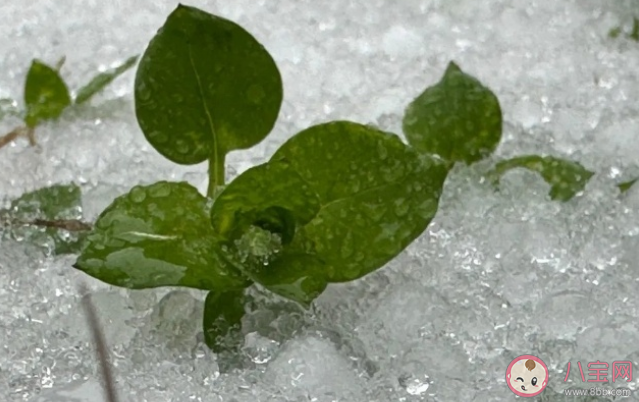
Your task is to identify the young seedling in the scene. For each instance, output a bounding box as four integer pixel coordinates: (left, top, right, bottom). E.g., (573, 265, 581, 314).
(0, 55, 137, 150)
(0, 2, 595, 356)
(1, 4, 629, 399)
(72, 4, 502, 354)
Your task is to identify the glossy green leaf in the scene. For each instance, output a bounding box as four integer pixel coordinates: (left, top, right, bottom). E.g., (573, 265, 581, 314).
(217, 224, 327, 307)
(249, 250, 328, 307)
(10, 183, 81, 219)
(211, 160, 321, 244)
(490, 155, 594, 201)
(403, 61, 502, 164)
(74, 181, 249, 290)
(203, 289, 246, 353)
(134, 4, 283, 165)
(209, 122, 447, 304)
(24, 59, 71, 127)
(266, 121, 448, 284)
(618, 178, 638, 193)
(212, 162, 326, 304)
(2, 183, 85, 255)
(75, 55, 138, 105)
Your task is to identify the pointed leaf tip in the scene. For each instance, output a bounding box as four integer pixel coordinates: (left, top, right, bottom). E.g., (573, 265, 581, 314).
(403, 62, 502, 165)
(445, 61, 462, 74)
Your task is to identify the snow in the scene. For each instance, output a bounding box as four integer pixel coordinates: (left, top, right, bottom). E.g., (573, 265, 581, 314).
(1, 0, 639, 401)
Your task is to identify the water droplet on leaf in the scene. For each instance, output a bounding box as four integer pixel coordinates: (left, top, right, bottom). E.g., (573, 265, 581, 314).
(130, 186, 147, 203)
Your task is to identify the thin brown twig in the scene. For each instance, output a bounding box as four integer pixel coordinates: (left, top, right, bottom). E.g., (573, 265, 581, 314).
(0, 216, 92, 232)
(0, 125, 36, 150)
(78, 282, 119, 402)
(0, 126, 23, 149)
(31, 218, 92, 231)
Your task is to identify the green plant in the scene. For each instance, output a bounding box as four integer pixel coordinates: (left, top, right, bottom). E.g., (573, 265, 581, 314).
(0, 183, 89, 255)
(0, 3, 606, 354)
(0, 55, 137, 149)
(64, 4, 605, 353)
(489, 156, 594, 201)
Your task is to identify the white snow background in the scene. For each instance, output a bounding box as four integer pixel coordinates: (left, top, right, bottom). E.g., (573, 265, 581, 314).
(1, 0, 639, 401)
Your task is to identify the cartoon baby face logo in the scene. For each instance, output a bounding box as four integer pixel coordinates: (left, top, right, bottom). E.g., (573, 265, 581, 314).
(506, 355, 549, 397)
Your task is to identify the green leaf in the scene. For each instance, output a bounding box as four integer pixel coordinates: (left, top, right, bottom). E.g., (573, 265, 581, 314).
(250, 251, 328, 307)
(134, 4, 283, 166)
(203, 289, 246, 353)
(211, 160, 321, 243)
(24, 59, 72, 127)
(609, 26, 622, 39)
(74, 181, 250, 290)
(618, 178, 638, 193)
(210, 122, 448, 304)
(490, 155, 594, 201)
(403, 61, 502, 164)
(211, 162, 325, 305)
(630, 17, 639, 41)
(11, 183, 81, 218)
(2, 183, 85, 255)
(75, 55, 138, 105)
(267, 121, 447, 285)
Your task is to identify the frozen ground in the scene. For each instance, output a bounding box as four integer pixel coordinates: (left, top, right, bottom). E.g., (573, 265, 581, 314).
(1, 0, 639, 401)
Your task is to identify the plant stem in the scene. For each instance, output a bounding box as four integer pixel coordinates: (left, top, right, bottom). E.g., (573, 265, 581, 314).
(78, 283, 119, 402)
(0, 215, 92, 232)
(0, 126, 36, 150)
(207, 152, 226, 199)
(31, 218, 92, 231)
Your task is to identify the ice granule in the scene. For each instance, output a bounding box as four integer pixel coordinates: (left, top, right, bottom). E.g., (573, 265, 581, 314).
(1, 0, 639, 401)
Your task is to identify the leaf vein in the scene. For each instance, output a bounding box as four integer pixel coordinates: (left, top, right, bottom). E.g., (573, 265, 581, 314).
(188, 45, 220, 171)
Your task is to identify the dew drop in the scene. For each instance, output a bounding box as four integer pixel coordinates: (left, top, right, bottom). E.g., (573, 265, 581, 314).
(149, 183, 171, 198)
(395, 198, 409, 217)
(130, 186, 146, 203)
(150, 131, 168, 144)
(340, 231, 354, 259)
(176, 139, 190, 155)
(136, 86, 152, 102)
